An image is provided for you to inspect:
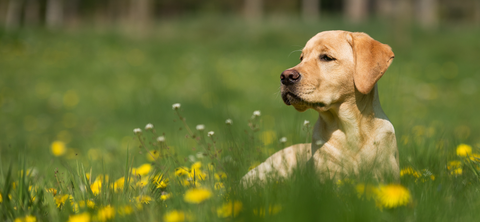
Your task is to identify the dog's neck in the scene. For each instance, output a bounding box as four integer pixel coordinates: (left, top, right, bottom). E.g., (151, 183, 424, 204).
(312, 84, 383, 155)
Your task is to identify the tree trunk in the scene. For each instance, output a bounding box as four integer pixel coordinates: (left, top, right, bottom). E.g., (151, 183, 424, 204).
(46, 0, 64, 29)
(244, 0, 263, 21)
(417, 0, 438, 28)
(302, 0, 320, 21)
(344, 0, 368, 23)
(24, 0, 40, 26)
(376, 0, 394, 18)
(129, 0, 153, 31)
(475, 0, 480, 25)
(5, 0, 24, 29)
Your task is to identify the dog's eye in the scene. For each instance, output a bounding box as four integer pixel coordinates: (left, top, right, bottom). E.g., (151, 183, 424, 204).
(300, 56, 303, 61)
(320, 54, 336, 62)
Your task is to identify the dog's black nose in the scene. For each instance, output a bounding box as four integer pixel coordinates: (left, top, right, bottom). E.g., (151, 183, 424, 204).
(280, 69, 301, 85)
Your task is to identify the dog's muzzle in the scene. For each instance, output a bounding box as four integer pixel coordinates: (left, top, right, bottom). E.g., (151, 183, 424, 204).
(280, 69, 301, 86)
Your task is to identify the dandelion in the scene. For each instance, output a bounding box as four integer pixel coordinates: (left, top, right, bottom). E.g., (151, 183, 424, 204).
(315, 140, 324, 146)
(118, 205, 133, 216)
(0, 193, 2, 203)
(207, 131, 214, 137)
(68, 212, 90, 222)
(196, 152, 204, 159)
(90, 180, 102, 195)
(279, 137, 287, 143)
(214, 182, 225, 190)
(133, 128, 142, 134)
(153, 175, 169, 189)
(160, 192, 172, 201)
(456, 143, 472, 157)
(172, 103, 181, 110)
(447, 160, 463, 175)
(164, 210, 185, 222)
(55, 194, 71, 208)
(225, 119, 232, 125)
(136, 195, 152, 204)
(145, 123, 154, 130)
(253, 110, 261, 117)
(147, 150, 160, 161)
(184, 188, 212, 204)
(133, 163, 151, 176)
(376, 184, 411, 208)
(51, 141, 66, 156)
(46, 188, 57, 196)
(253, 204, 282, 217)
(355, 183, 378, 199)
(469, 153, 480, 162)
(175, 167, 190, 177)
(400, 167, 421, 178)
(14, 215, 37, 222)
(196, 124, 205, 131)
(304, 120, 310, 126)
(157, 136, 165, 142)
(113, 177, 125, 192)
(97, 205, 115, 222)
(78, 200, 95, 209)
(217, 201, 243, 218)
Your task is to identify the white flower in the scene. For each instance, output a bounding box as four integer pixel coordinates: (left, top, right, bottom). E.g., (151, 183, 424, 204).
(196, 152, 204, 159)
(133, 128, 142, 134)
(196, 124, 205, 131)
(188, 155, 196, 162)
(145, 123, 154, 130)
(304, 120, 310, 126)
(253, 110, 261, 117)
(157, 136, 165, 142)
(279, 137, 287, 143)
(172, 103, 181, 110)
(225, 119, 232, 125)
(208, 131, 215, 137)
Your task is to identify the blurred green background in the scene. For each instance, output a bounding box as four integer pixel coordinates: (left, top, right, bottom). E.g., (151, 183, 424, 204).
(1, 0, 480, 173)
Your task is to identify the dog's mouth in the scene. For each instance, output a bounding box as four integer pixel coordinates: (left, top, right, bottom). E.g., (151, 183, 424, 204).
(282, 92, 325, 108)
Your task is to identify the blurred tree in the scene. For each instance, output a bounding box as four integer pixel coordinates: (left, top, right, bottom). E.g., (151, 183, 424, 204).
(416, 0, 438, 28)
(302, 0, 320, 21)
(244, 0, 263, 20)
(5, 0, 23, 29)
(46, 0, 64, 28)
(344, 0, 368, 22)
(129, 0, 153, 30)
(24, 0, 41, 26)
(476, 0, 480, 25)
(375, 0, 394, 18)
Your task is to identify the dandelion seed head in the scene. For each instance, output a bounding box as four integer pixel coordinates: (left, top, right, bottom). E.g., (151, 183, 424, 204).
(196, 124, 205, 131)
(188, 155, 196, 162)
(304, 120, 310, 126)
(253, 110, 261, 117)
(315, 140, 324, 146)
(157, 136, 165, 142)
(133, 128, 142, 134)
(145, 123, 154, 130)
(172, 103, 181, 110)
(225, 119, 232, 125)
(208, 131, 214, 137)
(279, 137, 287, 143)
(196, 152, 204, 159)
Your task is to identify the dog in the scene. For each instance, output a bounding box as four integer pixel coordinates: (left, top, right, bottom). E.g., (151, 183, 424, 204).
(242, 30, 399, 186)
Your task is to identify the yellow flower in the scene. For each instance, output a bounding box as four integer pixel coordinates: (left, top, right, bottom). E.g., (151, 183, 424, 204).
(135, 195, 152, 204)
(189, 162, 206, 180)
(78, 200, 95, 209)
(90, 180, 102, 195)
(217, 201, 243, 218)
(152, 174, 169, 189)
(118, 205, 133, 216)
(0, 193, 2, 203)
(469, 153, 480, 162)
(112, 177, 125, 192)
(184, 188, 212, 204)
(133, 164, 151, 176)
(376, 184, 411, 208)
(175, 167, 190, 177)
(355, 183, 378, 199)
(14, 215, 37, 222)
(456, 144, 472, 157)
(400, 167, 421, 178)
(51, 141, 66, 156)
(97, 205, 115, 222)
(135, 177, 149, 188)
(147, 150, 160, 161)
(160, 192, 172, 201)
(164, 210, 185, 222)
(68, 212, 90, 222)
(214, 172, 227, 180)
(452, 168, 463, 175)
(253, 204, 282, 217)
(214, 182, 225, 190)
(55, 194, 71, 208)
(447, 161, 463, 175)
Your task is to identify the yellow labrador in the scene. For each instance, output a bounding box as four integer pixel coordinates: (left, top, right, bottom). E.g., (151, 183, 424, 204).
(242, 30, 399, 185)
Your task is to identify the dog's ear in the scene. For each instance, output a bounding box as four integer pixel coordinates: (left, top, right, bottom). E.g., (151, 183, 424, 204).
(347, 32, 394, 94)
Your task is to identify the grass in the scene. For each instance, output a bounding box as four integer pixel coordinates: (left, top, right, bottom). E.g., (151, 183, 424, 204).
(1, 16, 480, 221)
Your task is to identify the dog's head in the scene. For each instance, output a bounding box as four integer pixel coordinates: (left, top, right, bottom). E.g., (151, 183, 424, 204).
(281, 31, 394, 112)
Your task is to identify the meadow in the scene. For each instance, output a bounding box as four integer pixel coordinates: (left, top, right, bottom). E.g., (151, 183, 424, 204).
(1, 16, 480, 221)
